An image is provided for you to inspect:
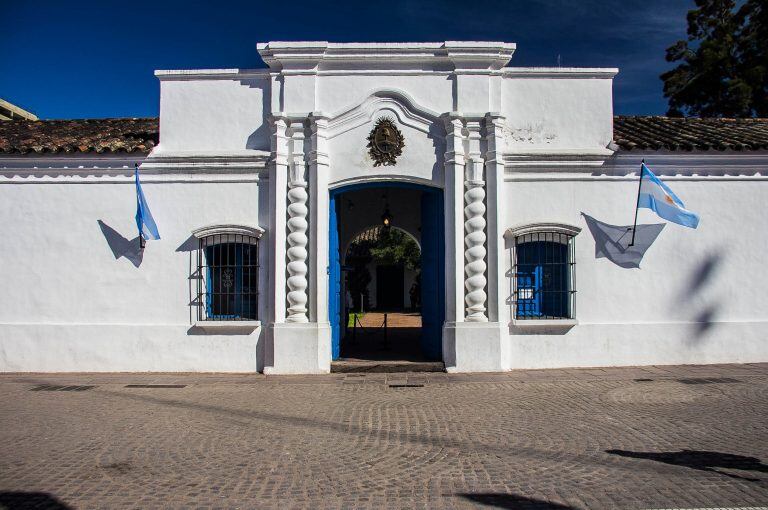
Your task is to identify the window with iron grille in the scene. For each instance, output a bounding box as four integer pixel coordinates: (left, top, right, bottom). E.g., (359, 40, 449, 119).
(193, 228, 262, 321)
(511, 226, 578, 321)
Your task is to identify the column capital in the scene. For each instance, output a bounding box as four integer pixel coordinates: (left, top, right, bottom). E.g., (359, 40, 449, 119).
(309, 113, 330, 168)
(483, 112, 506, 163)
(440, 111, 465, 130)
(484, 111, 506, 123)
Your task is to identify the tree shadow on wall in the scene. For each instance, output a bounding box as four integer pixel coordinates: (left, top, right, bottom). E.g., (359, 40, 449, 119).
(0, 491, 73, 510)
(675, 251, 724, 340)
(581, 213, 665, 269)
(97, 220, 143, 267)
(457, 493, 575, 509)
(606, 449, 768, 482)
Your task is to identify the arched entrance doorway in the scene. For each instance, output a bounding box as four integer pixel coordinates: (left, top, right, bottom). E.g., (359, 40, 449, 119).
(328, 182, 444, 364)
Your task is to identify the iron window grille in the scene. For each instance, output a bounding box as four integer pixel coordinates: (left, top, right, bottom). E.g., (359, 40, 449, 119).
(196, 233, 260, 321)
(513, 231, 576, 320)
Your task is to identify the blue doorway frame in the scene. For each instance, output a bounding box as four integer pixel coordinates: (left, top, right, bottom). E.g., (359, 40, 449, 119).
(328, 182, 445, 361)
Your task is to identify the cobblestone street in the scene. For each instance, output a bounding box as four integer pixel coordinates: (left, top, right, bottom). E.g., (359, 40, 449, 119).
(1, 364, 767, 509)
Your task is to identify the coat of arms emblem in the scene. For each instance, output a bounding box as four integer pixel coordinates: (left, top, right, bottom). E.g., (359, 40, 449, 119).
(367, 117, 405, 167)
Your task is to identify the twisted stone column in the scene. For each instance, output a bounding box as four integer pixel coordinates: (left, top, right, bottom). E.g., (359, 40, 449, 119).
(464, 162, 487, 322)
(286, 167, 309, 323)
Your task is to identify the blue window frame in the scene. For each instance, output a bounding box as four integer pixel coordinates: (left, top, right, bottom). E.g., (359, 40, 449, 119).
(514, 232, 575, 320)
(197, 235, 259, 321)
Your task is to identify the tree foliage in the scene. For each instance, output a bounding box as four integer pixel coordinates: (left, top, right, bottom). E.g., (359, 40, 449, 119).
(369, 228, 421, 271)
(345, 227, 421, 310)
(661, 0, 767, 117)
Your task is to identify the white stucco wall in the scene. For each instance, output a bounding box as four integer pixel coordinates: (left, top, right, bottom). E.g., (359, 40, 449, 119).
(156, 72, 271, 153)
(502, 71, 615, 152)
(502, 154, 768, 368)
(0, 159, 269, 371)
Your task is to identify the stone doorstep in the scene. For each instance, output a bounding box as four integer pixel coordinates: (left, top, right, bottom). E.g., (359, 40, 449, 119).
(330, 360, 446, 374)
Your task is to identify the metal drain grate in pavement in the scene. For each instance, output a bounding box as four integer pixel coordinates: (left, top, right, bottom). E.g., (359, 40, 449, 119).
(389, 384, 424, 388)
(124, 384, 187, 388)
(30, 385, 95, 392)
(677, 377, 741, 385)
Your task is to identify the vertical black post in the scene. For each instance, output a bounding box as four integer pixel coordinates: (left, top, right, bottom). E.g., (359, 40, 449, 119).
(383, 313, 388, 350)
(628, 159, 645, 247)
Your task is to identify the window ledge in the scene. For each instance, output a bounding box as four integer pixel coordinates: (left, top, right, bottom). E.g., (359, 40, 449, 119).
(192, 320, 261, 333)
(510, 318, 578, 332)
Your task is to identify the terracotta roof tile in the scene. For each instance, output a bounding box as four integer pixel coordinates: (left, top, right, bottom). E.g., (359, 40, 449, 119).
(0, 118, 158, 154)
(1, 116, 768, 154)
(613, 116, 768, 152)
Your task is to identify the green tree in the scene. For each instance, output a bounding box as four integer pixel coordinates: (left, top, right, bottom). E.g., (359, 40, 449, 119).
(369, 228, 421, 271)
(661, 0, 766, 117)
(736, 0, 768, 116)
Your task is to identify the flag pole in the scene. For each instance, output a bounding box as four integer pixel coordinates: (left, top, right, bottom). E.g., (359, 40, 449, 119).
(628, 158, 644, 247)
(135, 162, 145, 250)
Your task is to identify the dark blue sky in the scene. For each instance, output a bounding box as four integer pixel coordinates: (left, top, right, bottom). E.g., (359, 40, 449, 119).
(1, 0, 693, 119)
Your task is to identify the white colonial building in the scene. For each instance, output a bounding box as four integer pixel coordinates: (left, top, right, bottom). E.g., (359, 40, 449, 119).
(1, 41, 767, 373)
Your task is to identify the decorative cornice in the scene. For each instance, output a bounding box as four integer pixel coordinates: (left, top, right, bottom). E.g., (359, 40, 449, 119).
(257, 41, 515, 73)
(142, 150, 270, 169)
(503, 150, 768, 180)
(505, 223, 582, 239)
(192, 224, 265, 240)
(502, 67, 618, 79)
(0, 151, 268, 182)
(326, 89, 440, 139)
(154, 69, 270, 81)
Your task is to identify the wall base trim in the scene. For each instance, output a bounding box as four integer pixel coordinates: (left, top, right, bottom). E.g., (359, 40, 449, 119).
(264, 322, 331, 375)
(443, 321, 506, 373)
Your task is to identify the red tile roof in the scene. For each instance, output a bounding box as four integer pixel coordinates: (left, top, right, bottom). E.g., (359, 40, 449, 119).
(0, 118, 158, 154)
(613, 116, 768, 151)
(2, 116, 768, 154)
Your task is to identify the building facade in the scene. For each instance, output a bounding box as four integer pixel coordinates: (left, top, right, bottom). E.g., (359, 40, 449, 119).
(1, 41, 767, 373)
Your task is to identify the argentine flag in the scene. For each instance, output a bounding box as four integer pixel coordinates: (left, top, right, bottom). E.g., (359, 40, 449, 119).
(638, 163, 699, 229)
(135, 164, 161, 243)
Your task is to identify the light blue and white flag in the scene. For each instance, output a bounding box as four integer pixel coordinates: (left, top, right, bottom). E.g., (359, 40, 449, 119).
(135, 164, 160, 243)
(637, 162, 699, 229)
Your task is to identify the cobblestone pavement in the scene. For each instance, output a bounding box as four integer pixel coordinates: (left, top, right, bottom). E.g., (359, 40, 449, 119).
(1, 364, 768, 509)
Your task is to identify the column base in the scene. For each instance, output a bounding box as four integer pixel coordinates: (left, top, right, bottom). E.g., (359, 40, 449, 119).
(443, 321, 505, 373)
(264, 322, 331, 374)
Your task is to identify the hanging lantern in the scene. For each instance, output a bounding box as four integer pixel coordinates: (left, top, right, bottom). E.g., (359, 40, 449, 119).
(381, 207, 392, 228)
(381, 190, 392, 228)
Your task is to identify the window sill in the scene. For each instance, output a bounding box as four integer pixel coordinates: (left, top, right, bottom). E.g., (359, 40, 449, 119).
(510, 318, 578, 334)
(191, 320, 261, 334)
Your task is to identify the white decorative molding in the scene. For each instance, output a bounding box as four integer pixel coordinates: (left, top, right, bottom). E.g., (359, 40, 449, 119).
(502, 67, 618, 79)
(510, 318, 578, 332)
(192, 224, 265, 240)
(154, 69, 269, 81)
(192, 320, 261, 332)
(326, 89, 439, 139)
(505, 223, 581, 239)
(464, 161, 487, 322)
(286, 147, 309, 323)
(257, 41, 515, 74)
(0, 153, 269, 183)
(503, 150, 768, 179)
(329, 174, 436, 190)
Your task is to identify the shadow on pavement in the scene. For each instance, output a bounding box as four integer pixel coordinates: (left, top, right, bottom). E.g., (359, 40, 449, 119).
(606, 449, 768, 482)
(0, 492, 73, 510)
(458, 493, 574, 509)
